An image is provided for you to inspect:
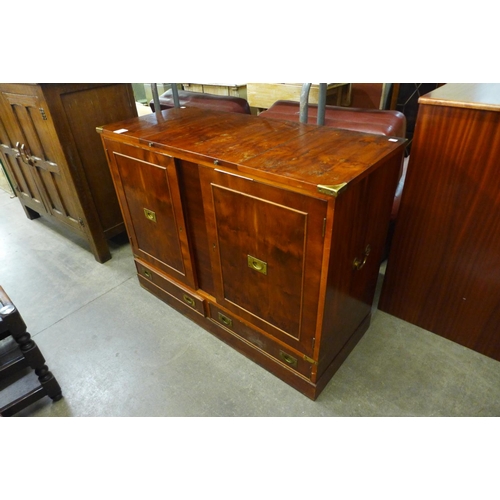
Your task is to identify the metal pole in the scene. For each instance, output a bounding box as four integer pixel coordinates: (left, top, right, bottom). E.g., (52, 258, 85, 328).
(151, 83, 161, 115)
(170, 84, 180, 108)
(300, 83, 312, 124)
(317, 83, 327, 126)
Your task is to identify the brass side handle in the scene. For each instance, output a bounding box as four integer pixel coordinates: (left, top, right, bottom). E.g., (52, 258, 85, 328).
(353, 244, 371, 271)
(183, 294, 196, 308)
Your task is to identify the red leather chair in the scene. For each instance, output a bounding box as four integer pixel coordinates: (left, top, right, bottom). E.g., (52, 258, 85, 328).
(150, 89, 251, 115)
(259, 100, 406, 137)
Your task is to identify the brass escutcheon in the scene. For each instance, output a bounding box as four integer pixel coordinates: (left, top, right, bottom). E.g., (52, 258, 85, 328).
(247, 255, 267, 275)
(144, 208, 157, 222)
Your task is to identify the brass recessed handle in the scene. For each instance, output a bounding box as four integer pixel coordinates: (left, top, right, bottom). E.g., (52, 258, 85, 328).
(248, 255, 267, 275)
(183, 294, 196, 308)
(143, 269, 152, 279)
(279, 350, 298, 368)
(218, 312, 233, 329)
(353, 244, 371, 271)
(144, 208, 157, 222)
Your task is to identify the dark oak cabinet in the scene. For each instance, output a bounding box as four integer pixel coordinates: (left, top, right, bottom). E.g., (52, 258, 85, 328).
(99, 107, 405, 399)
(0, 83, 137, 262)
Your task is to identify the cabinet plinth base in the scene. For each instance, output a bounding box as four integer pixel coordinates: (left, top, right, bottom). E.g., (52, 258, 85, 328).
(138, 273, 370, 400)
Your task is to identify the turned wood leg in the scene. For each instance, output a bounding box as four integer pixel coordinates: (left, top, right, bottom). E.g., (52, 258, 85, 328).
(13, 330, 63, 401)
(35, 364, 63, 401)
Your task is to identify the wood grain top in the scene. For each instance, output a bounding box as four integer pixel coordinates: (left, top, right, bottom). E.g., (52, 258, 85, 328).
(99, 107, 406, 195)
(419, 83, 500, 111)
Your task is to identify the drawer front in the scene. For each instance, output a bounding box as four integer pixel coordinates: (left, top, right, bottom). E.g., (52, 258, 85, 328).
(135, 260, 205, 316)
(207, 302, 313, 379)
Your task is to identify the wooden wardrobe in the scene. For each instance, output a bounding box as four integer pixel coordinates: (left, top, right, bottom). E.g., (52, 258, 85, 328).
(0, 83, 137, 262)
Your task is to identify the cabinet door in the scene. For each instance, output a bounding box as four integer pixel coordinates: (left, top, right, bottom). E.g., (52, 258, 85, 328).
(104, 141, 196, 288)
(200, 167, 327, 357)
(0, 88, 81, 230)
(0, 96, 48, 216)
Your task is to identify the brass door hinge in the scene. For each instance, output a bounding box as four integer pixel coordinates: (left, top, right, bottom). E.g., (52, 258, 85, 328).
(78, 217, 85, 228)
(39, 108, 48, 120)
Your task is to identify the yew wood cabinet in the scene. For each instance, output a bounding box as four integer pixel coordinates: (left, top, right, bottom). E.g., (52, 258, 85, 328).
(98, 108, 406, 399)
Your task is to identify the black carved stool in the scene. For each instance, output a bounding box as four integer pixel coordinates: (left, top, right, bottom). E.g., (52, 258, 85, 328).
(0, 286, 62, 417)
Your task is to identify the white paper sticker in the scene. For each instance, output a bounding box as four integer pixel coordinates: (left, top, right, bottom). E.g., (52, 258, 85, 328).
(113, 128, 128, 134)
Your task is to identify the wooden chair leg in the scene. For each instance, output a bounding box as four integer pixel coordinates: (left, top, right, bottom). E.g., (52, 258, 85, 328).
(15, 331, 63, 402)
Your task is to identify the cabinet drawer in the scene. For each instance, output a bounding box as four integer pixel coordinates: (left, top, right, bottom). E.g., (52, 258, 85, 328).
(207, 303, 313, 379)
(135, 260, 205, 316)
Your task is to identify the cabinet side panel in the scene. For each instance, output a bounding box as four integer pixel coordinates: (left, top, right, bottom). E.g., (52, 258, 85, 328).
(318, 152, 402, 376)
(58, 84, 137, 233)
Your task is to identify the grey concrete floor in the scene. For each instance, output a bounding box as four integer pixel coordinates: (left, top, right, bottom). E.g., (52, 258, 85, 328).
(1, 187, 500, 417)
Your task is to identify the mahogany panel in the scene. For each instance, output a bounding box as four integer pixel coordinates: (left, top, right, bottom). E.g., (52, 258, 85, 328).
(379, 84, 500, 360)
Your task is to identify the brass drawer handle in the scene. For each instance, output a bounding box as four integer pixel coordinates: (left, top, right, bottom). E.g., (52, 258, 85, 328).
(183, 294, 196, 308)
(279, 350, 298, 368)
(247, 255, 267, 275)
(353, 244, 371, 271)
(218, 312, 233, 329)
(143, 269, 152, 279)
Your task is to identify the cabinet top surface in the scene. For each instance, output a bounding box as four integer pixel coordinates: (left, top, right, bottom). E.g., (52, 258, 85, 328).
(419, 83, 500, 111)
(99, 107, 405, 194)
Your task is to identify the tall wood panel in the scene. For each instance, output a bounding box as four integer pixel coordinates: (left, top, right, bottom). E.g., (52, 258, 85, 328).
(379, 83, 500, 360)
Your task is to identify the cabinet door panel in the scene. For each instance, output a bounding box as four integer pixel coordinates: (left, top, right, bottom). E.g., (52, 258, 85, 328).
(0, 90, 81, 229)
(105, 142, 195, 288)
(0, 98, 47, 214)
(201, 167, 327, 355)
